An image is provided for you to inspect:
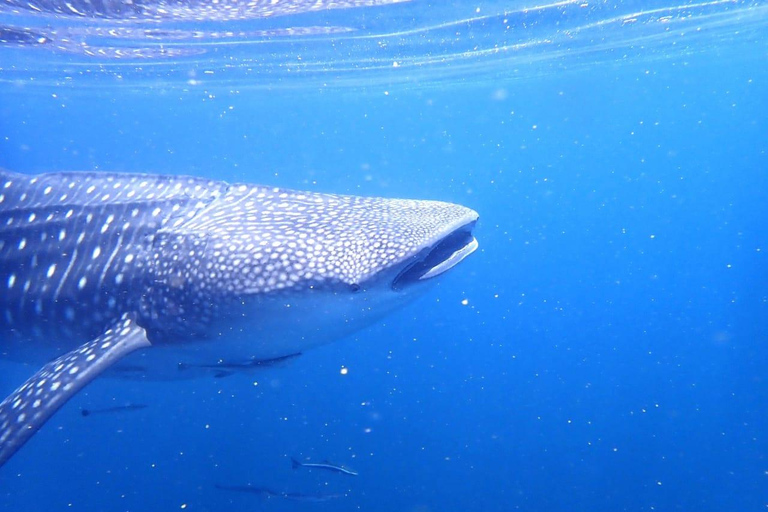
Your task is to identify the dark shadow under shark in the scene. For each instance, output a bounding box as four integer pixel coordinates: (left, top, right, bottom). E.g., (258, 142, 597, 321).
(0, 169, 478, 467)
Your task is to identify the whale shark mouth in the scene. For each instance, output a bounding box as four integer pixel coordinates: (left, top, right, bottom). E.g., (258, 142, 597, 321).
(392, 220, 478, 290)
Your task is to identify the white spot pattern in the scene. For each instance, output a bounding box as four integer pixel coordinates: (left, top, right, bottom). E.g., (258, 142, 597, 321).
(0, 170, 224, 339)
(0, 315, 150, 465)
(0, 169, 477, 349)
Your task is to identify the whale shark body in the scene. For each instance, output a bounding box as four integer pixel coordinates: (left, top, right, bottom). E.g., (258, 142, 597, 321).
(0, 169, 478, 467)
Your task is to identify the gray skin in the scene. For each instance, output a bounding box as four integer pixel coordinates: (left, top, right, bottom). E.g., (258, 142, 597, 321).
(0, 169, 478, 467)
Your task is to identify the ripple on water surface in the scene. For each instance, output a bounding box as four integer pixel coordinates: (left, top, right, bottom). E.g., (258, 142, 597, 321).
(0, 0, 765, 89)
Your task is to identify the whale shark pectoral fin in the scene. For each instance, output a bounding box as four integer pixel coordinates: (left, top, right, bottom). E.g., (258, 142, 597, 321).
(0, 313, 151, 468)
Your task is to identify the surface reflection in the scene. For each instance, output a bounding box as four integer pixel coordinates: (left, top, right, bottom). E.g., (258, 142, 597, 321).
(0, 0, 764, 87)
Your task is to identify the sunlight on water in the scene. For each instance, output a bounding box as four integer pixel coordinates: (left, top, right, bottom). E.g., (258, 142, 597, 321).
(0, 0, 765, 88)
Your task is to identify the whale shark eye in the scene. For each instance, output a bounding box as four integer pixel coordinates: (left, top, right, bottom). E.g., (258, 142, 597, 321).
(349, 283, 361, 293)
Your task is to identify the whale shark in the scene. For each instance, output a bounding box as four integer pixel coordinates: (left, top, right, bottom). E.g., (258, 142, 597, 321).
(0, 169, 478, 467)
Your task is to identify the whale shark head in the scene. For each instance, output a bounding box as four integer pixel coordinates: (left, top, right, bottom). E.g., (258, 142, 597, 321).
(147, 183, 478, 357)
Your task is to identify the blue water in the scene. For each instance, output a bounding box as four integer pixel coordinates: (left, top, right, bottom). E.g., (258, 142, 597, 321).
(1, 1, 767, 510)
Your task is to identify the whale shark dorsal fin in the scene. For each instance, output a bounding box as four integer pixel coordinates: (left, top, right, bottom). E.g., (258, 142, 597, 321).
(0, 313, 151, 467)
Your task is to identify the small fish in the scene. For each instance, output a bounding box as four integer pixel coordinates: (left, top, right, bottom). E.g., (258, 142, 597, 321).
(215, 484, 341, 502)
(81, 404, 148, 417)
(177, 353, 302, 378)
(280, 491, 343, 503)
(291, 457, 358, 476)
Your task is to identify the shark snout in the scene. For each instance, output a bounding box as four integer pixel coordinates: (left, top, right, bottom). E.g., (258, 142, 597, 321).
(391, 206, 478, 290)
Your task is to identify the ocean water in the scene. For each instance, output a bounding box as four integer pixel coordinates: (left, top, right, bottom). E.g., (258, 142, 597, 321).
(1, 1, 767, 511)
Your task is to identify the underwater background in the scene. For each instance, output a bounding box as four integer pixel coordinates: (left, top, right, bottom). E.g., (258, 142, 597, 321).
(0, 0, 766, 510)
